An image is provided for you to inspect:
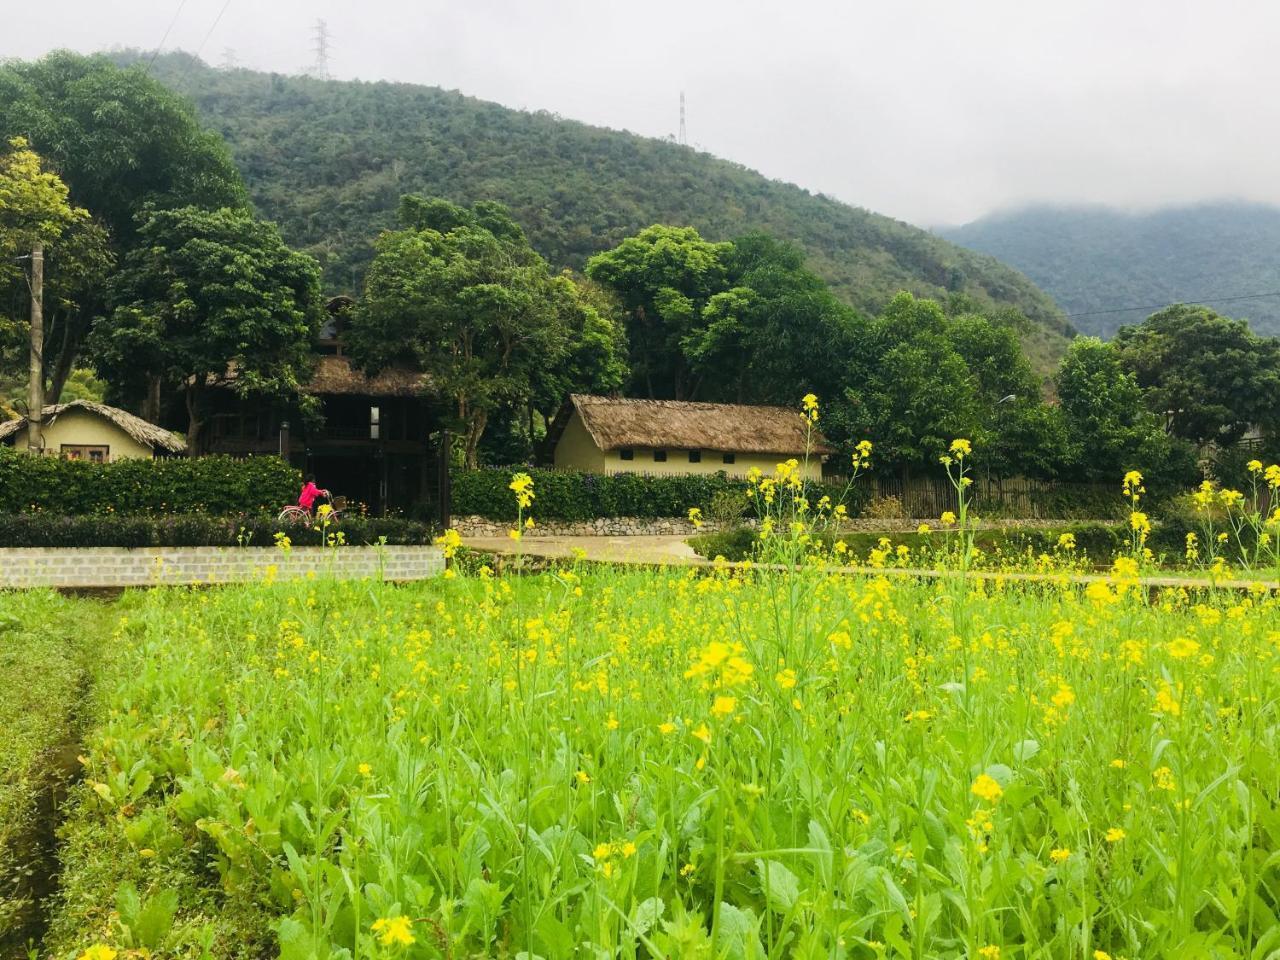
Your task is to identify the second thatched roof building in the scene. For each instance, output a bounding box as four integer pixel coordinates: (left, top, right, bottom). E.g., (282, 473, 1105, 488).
(548, 394, 832, 479)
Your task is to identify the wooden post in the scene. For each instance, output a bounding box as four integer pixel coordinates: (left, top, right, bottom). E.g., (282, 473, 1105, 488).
(26, 241, 44, 454)
(437, 428, 451, 529)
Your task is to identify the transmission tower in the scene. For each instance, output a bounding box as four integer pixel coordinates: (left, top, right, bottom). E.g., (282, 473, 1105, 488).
(678, 91, 687, 146)
(312, 19, 332, 80)
(220, 47, 238, 70)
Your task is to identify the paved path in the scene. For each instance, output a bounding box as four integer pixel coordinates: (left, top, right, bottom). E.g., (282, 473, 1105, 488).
(463, 534, 1278, 591)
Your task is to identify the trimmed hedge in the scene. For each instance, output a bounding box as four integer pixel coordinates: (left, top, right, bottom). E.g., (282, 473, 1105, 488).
(0, 449, 301, 516)
(451, 467, 863, 521)
(0, 513, 436, 548)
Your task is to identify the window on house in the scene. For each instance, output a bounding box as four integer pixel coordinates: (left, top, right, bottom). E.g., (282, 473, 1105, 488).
(722, 452, 736, 465)
(688, 450, 702, 463)
(619, 449, 634, 461)
(370, 405, 381, 440)
(62, 444, 109, 463)
(653, 449, 668, 462)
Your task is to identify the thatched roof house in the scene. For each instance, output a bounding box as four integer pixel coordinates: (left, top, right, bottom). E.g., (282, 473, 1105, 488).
(0, 400, 186, 460)
(549, 394, 831, 479)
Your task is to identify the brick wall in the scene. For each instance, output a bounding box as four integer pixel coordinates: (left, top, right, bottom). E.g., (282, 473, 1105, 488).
(0, 545, 443, 589)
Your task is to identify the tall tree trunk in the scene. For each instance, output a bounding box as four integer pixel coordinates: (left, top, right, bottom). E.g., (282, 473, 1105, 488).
(463, 409, 487, 469)
(142, 376, 162, 424)
(45, 311, 78, 405)
(185, 381, 205, 454)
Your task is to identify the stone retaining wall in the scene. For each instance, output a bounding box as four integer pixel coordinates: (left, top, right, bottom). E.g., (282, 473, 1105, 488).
(0, 545, 443, 589)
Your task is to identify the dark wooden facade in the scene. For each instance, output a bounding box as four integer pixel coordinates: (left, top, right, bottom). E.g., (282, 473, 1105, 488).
(201, 300, 448, 519)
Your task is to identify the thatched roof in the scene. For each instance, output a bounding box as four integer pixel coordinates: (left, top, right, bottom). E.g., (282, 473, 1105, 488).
(0, 400, 186, 453)
(557, 394, 834, 456)
(302, 356, 428, 398)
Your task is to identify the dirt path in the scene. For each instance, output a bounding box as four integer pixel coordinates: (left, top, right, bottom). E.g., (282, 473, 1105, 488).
(463, 534, 1279, 591)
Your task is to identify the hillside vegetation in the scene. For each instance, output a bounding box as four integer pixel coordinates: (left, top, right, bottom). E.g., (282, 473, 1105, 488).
(123, 52, 1072, 366)
(941, 201, 1280, 337)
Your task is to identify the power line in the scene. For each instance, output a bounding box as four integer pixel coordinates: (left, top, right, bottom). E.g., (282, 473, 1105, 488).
(1065, 290, 1280, 320)
(195, 0, 234, 61)
(145, 0, 192, 73)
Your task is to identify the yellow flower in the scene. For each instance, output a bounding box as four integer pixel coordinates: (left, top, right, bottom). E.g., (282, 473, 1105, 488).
(658, 721, 676, 735)
(620, 840, 637, 858)
(1105, 827, 1126, 843)
(1093, 952, 1113, 960)
(79, 948, 118, 960)
(711, 695, 737, 717)
(593, 841, 613, 859)
(357, 762, 372, 777)
(917, 523, 931, 535)
(688, 507, 703, 529)
(1153, 766, 1176, 791)
(978, 947, 1001, 960)
(1057, 532, 1076, 550)
(949, 438, 972, 458)
(575, 770, 591, 784)
(1110, 758, 1127, 769)
(508, 528, 522, 541)
(774, 668, 797, 690)
(971, 773, 1003, 803)
(692, 723, 711, 744)
(371, 915, 416, 947)
(524, 516, 535, 529)
(941, 511, 957, 526)
(1167, 636, 1200, 660)
(1248, 459, 1263, 473)
(508, 472, 535, 509)
(1122, 470, 1144, 496)
(801, 393, 819, 420)
(1049, 847, 1071, 863)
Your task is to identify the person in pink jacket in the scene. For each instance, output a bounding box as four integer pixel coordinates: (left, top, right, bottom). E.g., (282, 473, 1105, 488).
(297, 476, 329, 513)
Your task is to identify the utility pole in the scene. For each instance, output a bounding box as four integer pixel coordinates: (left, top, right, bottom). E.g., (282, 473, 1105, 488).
(678, 91, 687, 146)
(26, 241, 44, 454)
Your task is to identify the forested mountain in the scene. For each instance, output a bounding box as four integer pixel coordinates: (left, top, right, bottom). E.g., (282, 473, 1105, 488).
(941, 202, 1280, 338)
(119, 52, 1072, 368)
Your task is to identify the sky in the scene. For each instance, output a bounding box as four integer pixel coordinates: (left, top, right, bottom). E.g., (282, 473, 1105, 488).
(5, 0, 1278, 227)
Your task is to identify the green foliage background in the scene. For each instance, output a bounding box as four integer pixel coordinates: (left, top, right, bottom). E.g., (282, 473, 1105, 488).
(120, 52, 1073, 371)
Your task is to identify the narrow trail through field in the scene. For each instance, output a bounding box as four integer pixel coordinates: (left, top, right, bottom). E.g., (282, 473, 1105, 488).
(464, 534, 1279, 591)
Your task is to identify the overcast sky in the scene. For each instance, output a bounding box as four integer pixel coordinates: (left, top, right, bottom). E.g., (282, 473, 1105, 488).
(5, 0, 1277, 226)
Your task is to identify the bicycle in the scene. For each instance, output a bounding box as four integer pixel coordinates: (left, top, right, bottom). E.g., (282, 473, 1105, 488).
(277, 492, 347, 525)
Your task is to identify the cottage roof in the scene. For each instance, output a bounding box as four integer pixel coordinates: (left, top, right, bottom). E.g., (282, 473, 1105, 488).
(0, 400, 187, 453)
(555, 394, 834, 456)
(301, 356, 429, 398)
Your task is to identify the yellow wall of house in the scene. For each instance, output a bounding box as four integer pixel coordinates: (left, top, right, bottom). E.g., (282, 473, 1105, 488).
(553, 410, 822, 480)
(553, 411, 606, 472)
(37, 409, 154, 460)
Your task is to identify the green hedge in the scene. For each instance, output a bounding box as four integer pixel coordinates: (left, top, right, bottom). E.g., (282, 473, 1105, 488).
(0, 513, 436, 548)
(451, 467, 864, 521)
(0, 449, 300, 515)
(691, 521, 1128, 563)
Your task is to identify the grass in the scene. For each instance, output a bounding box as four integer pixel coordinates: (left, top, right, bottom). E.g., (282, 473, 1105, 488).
(24, 561, 1280, 959)
(0, 591, 110, 956)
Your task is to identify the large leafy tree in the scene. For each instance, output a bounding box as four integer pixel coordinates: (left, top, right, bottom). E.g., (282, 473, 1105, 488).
(843, 293, 980, 476)
(1056, 336, 1193, 485)
(0, 52, 247, 402)
(350, 196, 585, 467)
(1113, 304, 1280, 445)
(0, 136, 96, 413)
(585, 225, 732, 400)
(91, 206, 323, 450)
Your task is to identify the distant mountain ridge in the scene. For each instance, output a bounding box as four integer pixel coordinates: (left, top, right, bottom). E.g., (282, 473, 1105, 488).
(940, 201, 1280, 337)
(118, 52, 1072, 368)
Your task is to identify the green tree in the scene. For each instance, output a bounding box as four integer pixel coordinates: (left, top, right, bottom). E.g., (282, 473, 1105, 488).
(0, 52, 247, 402)
(91, 206, 323, 450)
(947, 311, 1064, 477)
(585, 225, 732, 399)
(1056, 336, 1192, 485)
(844, 293, 980, 476)
(1113, 304, 1280, 445)
(350, 197, 581, 467)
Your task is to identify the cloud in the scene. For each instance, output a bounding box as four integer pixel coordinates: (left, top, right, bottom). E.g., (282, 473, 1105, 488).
(5, 0, 1276, 225)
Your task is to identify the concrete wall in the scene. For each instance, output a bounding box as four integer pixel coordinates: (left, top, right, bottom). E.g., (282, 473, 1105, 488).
(36, 409, 154, 460)
(0, 545, 443, 589)
(553, 410, 823, 481)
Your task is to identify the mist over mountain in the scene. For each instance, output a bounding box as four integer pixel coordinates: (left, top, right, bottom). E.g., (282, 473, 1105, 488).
(941, 202, 1280, 337)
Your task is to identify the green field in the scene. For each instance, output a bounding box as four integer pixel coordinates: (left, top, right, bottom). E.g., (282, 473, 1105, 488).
(6, 558, 1278, 960)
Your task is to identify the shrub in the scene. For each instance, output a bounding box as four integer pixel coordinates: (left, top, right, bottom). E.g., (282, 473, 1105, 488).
(0, 514, 437, 548)
(0, 449, 301, 516)
(862, 494, 905, 520)
(452, 467, 858, 521)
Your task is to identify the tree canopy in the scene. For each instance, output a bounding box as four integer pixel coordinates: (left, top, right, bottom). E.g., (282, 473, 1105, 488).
(91, 206, 323, 449)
